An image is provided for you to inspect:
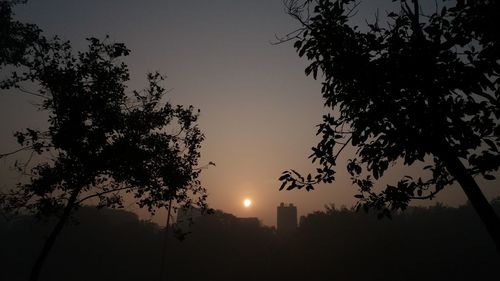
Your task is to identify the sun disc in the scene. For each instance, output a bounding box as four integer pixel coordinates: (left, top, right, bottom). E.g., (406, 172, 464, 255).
(243, 198, 252, 207)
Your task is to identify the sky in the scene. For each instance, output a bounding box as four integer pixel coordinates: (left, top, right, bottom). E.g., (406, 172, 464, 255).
(1, 0, 498, 226)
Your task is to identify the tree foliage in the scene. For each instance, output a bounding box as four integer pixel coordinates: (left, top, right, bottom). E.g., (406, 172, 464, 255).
(1, 37, 207, 218)
(0, 0, 43, 68)
(0, 2, 209, 279)
(1, 0, 207, 221)
(279, 0, 500, 246)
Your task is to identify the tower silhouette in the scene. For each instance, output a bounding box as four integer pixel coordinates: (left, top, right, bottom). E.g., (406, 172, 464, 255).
(277, 202, 297, 235)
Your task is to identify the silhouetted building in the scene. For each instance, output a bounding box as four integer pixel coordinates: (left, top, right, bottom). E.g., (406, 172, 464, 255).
(277, 202, 297, 235)
(236, 217, 260, 229)
(299, 215, 306, 227)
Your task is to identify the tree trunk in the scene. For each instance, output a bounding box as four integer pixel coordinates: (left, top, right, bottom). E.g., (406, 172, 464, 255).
(29, 189, 81, 281)
(437, 145, 500, 253)
(159, 199, 173, 281)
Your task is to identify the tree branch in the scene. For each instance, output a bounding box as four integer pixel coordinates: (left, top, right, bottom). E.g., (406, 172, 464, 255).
(0, 146, 33, 159)
(334, 135, 353, 160)
(17, 86, 47, 99)
(75, 186, 134, 205)
(409, 188, 443, 200)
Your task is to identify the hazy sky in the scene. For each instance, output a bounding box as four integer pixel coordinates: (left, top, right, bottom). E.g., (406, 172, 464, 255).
(1, 0, 498, 226)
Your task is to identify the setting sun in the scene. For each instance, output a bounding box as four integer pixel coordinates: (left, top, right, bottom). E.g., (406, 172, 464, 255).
(243, 198, 252, 208)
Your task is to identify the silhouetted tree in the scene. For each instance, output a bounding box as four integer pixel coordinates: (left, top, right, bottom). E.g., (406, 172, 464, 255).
(0, 0, 43, 69)
(279, 0, 500, 250)
(0, 2, 209, 280)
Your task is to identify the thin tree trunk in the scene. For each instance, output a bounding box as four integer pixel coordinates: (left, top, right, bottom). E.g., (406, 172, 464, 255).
(29, 189, 81, 281)
(437, 145, 500, 253)
(160, 199, 173, 281)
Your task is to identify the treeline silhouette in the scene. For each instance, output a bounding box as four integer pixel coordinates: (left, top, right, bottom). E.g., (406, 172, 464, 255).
(1, 203, 499, 281)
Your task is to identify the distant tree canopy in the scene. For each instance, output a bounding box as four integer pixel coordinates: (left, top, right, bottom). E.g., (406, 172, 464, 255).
(1, 204, 499, 281)
(279, 0, 500, 249)
(0, 2, 209, 280)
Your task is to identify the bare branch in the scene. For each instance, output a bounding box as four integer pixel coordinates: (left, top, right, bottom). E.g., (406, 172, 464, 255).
(409, 188, 442, 200)
(75, 186, 134, 205)
(17, 86, 47, 99)
(334, 135, 353, 160)
(0, 146, 33, 159)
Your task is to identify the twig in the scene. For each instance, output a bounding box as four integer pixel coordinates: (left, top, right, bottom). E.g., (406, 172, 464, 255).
(0, 146, 33, 159)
